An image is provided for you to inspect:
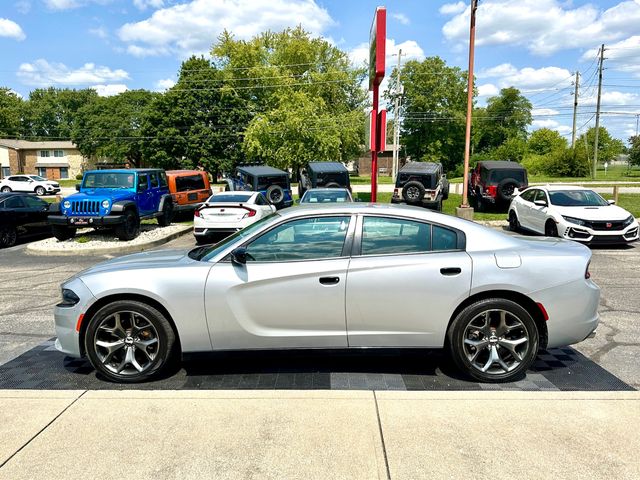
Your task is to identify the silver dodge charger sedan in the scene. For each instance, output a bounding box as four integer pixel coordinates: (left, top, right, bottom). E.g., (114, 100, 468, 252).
(54, 204, 599, 383)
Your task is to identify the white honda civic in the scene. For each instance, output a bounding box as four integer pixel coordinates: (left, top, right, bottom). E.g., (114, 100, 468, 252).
(194, 191, 276, 244)
(508, 185, 639, 245)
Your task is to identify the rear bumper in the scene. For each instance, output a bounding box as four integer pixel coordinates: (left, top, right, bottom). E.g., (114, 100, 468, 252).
(174, 202, 204, 212)
(194, 227, 240, 237)
(48, 214, 125, 226)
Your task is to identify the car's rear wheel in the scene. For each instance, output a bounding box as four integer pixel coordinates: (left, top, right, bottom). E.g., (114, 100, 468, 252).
(508, 211, 520, 232)
(52, 225, 76, 241)
(545, 220, 558, 238)
(115, 210, 140, 241)
(85, 300, 177, 383)
(448, 298, 539, 383)
(35, 186, 46, 196)
(402, 181, 425, 204)
(442, 179, 450, 200)
(0, 225, 17, 248)
(157, 201, 173, 227)
(1, 186, 11, 193)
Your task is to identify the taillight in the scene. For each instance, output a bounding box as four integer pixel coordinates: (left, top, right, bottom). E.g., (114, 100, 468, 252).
(585, 261, 591, 279)
(194, 209, 201, 218)
(243, 208, 256, 218)
(486, 185, 497, 197)
(393, 188, 399, 197)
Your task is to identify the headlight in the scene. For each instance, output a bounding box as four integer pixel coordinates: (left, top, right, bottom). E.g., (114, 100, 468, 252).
(63, 200, 71, 209)
(562, 216, 588, 227)
(623, 215, 635, 227)
(57, 288, 80, 307)
(101, 200, 110, 209)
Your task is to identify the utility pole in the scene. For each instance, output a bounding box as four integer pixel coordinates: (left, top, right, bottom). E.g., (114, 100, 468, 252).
(592, 44, 605, 179)
(571, 71, 580, 148)
(392, 49, 403, 180)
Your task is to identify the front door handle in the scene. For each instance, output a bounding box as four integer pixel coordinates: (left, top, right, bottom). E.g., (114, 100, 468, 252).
(440, 267, 462, 276)
(319, 276, 340, 285)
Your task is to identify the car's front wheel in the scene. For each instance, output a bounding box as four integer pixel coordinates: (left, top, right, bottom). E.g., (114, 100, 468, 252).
(115, 210, 140, 241)
(545, 220, 559, 237)
(85, 300, 177, 383)
(448, 298, 539, 383)
(35, 186, 46, 196)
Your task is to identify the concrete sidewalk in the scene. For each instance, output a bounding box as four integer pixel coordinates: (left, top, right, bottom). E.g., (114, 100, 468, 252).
(0, 390, 638, 479)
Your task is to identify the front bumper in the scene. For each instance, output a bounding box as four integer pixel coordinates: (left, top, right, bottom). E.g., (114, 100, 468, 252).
(54, 278, 96, 359)
(48, 214, 126, 227)
(559, 221, 639, 245)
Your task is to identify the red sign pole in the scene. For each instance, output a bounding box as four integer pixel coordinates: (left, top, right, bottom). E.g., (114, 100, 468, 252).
(371, 82, 379, 202)
(369, 6, 385, 203)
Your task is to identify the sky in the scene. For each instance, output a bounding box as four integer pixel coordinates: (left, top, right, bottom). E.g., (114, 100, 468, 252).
(1, 0, 639, 142)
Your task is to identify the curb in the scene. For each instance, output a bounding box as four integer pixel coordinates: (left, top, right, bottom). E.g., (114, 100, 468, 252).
(26, 224, 192, 256)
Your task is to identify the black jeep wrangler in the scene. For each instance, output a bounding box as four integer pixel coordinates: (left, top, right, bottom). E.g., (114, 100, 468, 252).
(391, 162, 449, 211)
(298, 162, 351, 196)
(469, 161, 528, 211)
(224, 165, 293, 209)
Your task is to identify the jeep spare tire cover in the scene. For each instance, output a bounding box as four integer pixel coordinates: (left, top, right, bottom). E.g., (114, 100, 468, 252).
(402, 181, 425, 204)
(497, 178, 518, 202)
(325, 182, 341, 188)
(266, 184, 285, 205)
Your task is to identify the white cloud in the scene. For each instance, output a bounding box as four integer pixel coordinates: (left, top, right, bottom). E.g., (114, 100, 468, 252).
(92, 84, 128, 96)
(17, 59, 130, 86)
(118, 0, 334, 58)
(349, 38, 425, 68)
(478, 63, 573, 91)
(89, 26, 108, 39)
(155, 78, 175, 90)
(391, 13, 409, 25)
(133, 0, 164, 10)
(477, 83, 499, 98)
(44, 0, 112, 9)
(532, 108, 560, 116)
(15, 1, 31, 14)
(531, 119, 572, 134)
(442, 0, 640, 56)
(582, 35, 640, 78)
(439, 2, 466, 15)
(0, 18, 26, 41)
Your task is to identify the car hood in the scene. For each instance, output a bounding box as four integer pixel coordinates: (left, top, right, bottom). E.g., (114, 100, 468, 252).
(553, 204, 633, 221)
(75, 248, 197, 278)
(66, 189, 135, 202)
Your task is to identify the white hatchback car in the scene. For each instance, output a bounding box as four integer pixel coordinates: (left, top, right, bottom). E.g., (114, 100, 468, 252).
(508, 185, 639, 245)
(0, 174, 61, 196)
(194, 191, 276, 244)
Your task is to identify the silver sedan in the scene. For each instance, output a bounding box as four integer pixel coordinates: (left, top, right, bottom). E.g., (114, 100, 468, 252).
(54, 204, 600, 383)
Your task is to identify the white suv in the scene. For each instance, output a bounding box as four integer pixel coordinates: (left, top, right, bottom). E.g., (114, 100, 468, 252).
(0, 175, 61, 196)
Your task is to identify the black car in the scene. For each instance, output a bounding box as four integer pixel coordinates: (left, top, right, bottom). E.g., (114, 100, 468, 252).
(469, 161, 528, 211)
(0, 193, 51, 248)
(224, 165, 294, 209)
(298, 162, 351, 196)
(391, 162, 449, 211)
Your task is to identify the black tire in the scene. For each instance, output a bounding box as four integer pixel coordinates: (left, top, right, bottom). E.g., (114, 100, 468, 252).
(52, 225, 76, 241)
(545, 220, 558, 238)
(402, 181, 425, 204)
(1, 186, 11, 193)
(442, 179, 450, 200)
(448, 298, 539, 383)
(84, 299, 177, 383)
(266, 185, 285, 206)
(0, 225, 17, 248)
(157, 200, 173, 227)
(114, 209, 140, 241)
(35, 186, 46, 196)
(508, 210, 520, 232)
(497, 179, 518, 203)
(195, 236, 210, 245)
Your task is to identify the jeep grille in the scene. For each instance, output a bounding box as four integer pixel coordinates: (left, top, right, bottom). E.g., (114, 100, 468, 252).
(71, 200, 100, 214)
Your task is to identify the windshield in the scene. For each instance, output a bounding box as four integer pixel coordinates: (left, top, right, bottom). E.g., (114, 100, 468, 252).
(29, 175, 47, 181)
(208, 193, 253, 203)
(301, 190, 351, 203)
(189, 212, 279, 261)
(549, 190, 609, 207)
(83, 172, 136, 189)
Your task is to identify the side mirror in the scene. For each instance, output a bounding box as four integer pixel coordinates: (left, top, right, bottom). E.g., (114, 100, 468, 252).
(607, 199, 616, 205)
(75, 184, 81, 191)
(230, 247, 248, 265)
(533, 199, 547, 207)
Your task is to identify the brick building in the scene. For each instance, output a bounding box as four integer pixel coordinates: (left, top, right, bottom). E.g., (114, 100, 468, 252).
(0, 140, 91, 180)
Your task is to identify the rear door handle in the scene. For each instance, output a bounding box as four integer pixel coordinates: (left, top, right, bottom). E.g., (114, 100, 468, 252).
(440, 267, 462, 276)
(319, 276, 340, 285)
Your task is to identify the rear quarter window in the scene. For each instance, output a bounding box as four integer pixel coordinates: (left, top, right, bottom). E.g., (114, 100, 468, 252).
(175, 174, 206, 192)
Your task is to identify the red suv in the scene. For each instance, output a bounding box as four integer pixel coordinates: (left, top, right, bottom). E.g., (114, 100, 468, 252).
(469, 161, 528, 211)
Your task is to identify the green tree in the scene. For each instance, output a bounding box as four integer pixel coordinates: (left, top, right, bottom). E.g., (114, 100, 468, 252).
(24, 88, 98, 138)
(545, 146, 590, 177)
(0, 88, 24, 137)
(578, 126, 625, 165)
(73, 90, 157, 167)
(387, 57, 468, 172)
(629, 135, 640, 167)
(528, 128, 567, 155)
(474, 87, 532, 152)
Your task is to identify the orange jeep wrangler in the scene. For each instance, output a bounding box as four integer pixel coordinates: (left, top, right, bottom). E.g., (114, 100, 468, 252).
(166, 170, 212, 212)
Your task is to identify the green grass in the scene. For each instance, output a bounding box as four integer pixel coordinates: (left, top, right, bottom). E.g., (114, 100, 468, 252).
(58, 179, 79, 187)
(75, 235, 91, 243)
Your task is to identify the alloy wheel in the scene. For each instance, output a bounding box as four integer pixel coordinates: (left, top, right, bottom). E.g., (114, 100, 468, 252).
(407, 186, 420, 201)
(462, 309, 530, 375)
(93, 311, 160, 376)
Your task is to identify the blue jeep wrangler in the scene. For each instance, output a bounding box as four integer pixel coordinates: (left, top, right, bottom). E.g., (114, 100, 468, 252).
(224, 165, 293, 209)
(48, 169, 174, 241)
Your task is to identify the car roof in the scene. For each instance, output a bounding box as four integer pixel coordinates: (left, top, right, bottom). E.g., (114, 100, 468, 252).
(84, 168, 163, 174)
(166, 170, 205, 175)
(236, 165, 288, 176)
(303, 188, 350, 192)
(307, 162, 348, 172)
(399, 162, 441, 173)
(532, 185, 593, 192)
(478, 161, 526, 170)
